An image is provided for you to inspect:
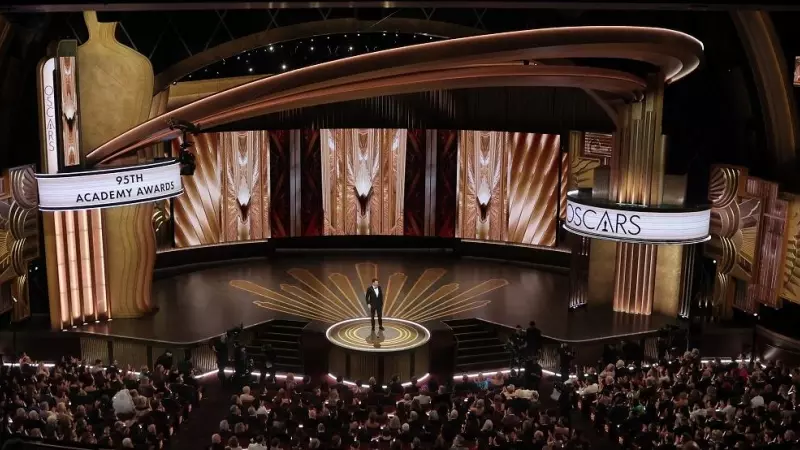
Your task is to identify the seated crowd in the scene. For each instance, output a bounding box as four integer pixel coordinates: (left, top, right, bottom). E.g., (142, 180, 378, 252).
(1, 352, 201, 449)
(210, 372, 587, 450)
(572, 349, 800, 449)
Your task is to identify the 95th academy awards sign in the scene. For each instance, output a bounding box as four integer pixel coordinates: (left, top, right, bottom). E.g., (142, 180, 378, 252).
(36, 160, 184, 211)
(564, 197, 710, 244)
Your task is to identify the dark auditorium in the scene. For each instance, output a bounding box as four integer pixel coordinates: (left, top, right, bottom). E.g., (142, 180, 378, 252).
(2, 1, 800, 449)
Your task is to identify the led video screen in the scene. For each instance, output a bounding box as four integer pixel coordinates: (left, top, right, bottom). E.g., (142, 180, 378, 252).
(172, 128, 565, 248)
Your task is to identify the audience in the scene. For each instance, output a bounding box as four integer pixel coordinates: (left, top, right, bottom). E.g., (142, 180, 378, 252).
(1, 355, 200, 449)
(574, 349, 800, 448)
(208, 371, 589, 450)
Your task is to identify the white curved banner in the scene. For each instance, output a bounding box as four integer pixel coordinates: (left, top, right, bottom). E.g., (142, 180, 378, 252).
(564, 198, 710, 244)
(36, 160, 183, 211)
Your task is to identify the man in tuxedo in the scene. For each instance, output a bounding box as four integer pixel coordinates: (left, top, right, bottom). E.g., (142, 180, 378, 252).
(365, 278, 384, 331)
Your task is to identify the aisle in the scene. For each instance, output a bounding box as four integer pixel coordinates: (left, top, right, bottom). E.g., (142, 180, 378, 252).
(170, 376, 232, 449)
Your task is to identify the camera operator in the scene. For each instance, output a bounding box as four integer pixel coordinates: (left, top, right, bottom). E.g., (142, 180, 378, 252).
(259, 343, 276, 385)
(525, 321, 542, 359)
(211, 333, 229, 384)
(558, 342, 575, 381)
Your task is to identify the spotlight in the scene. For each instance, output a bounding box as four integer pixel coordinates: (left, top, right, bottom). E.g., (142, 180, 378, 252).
(281, 64, 287, 70)
(348, 46, 353, 51)
(310, 46, 314, 51)
(269, 45, 274, 52)
(248, 67, 253, 73)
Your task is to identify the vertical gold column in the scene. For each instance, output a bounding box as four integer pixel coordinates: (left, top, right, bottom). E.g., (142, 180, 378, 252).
(611, 76, 666, 315)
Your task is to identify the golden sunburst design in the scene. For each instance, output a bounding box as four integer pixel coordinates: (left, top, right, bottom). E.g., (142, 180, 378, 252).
(230, 262, 508, 323)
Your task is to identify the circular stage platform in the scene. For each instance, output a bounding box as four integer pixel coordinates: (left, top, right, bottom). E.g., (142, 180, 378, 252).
(326, 318, 431, 381)
(326, 317, 430, 352)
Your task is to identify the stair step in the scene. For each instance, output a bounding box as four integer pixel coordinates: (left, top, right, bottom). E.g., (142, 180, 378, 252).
(257, 331, 302, 339)
(452, 330, 495, 339)
(457, 348, 509, 359)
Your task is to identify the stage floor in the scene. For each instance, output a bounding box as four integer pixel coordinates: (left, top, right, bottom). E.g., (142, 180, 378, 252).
(72, 254, 675, 344)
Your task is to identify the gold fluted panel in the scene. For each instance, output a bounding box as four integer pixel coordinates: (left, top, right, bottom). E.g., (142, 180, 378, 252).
(102, 204, 155, 318)
(613, 242, 657, 315)
(321, 129, 407, 236)
(220, 130, 271, 241)
(609, 79, 665, 316)
(506, 133, 560, 246)
(173, 133, 222, 247)
(782, 194, 800, 303)
(456, 130, 509, 241)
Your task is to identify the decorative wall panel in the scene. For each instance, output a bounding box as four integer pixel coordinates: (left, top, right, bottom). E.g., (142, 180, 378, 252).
(568, 131, 612, 190)
(404, 129, 426, 237)
(300, 129, 323, 237)
(457, 130, 509, 241)
(745, 178, 787, 308)
(782, 194, 800, 303)
(456, 131, 560, 246)
(506, 132, 560, 246)
(268, 131, 290, 238)
(220, 130, 271, 242)
(320, 129, 407, 236)
(435, 130, 458, 238)
(173, 133, 222, 247)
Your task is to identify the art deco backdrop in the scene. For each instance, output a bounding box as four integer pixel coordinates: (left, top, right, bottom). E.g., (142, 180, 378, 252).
(456, 131, 561, 246)
(320, 129, 407, 236)
(171, 128, 562, 248)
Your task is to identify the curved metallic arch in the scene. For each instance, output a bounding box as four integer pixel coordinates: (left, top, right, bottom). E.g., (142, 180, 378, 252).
(153, 17, 486, 92)
(89, 26, 703, 166)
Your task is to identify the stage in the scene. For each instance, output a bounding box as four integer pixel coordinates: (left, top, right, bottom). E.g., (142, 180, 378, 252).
(69, 253, 676, 345)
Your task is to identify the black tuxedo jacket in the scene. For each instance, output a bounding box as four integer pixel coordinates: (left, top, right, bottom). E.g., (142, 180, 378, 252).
(365, 286, 384, 309)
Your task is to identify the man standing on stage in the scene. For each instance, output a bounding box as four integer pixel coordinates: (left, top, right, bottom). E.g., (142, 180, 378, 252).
(365, 278, 384, 331)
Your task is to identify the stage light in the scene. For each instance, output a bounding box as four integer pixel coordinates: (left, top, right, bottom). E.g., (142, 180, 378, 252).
(310, 46, 314, 51)
(248, 67, 253, 73)
(237, 56, 240, 60)
(281, 64, 287, 70)
(348, 46, 353, 51)
(269, 45, 274, 52)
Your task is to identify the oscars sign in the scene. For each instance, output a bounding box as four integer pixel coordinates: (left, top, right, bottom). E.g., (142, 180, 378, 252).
(564, 194, 710, 245)
(36, 160, 184, 211)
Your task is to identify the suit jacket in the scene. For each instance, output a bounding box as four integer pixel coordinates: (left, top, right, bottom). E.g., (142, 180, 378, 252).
(365, 286, 384, 308)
